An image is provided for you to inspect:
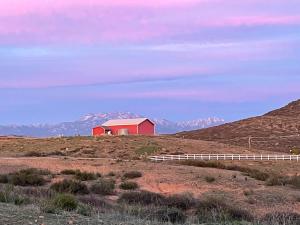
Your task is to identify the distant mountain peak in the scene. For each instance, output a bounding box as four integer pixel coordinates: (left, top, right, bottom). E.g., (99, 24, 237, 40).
(0, 111, 225, 137)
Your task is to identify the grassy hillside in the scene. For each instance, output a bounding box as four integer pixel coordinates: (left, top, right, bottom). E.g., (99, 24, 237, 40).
(176, 100, 300, 152)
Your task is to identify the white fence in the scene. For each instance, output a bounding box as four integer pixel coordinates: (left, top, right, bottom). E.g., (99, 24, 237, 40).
(148, 154, 300, 162)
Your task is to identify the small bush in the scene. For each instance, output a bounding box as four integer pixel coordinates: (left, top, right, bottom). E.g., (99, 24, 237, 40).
(0, 175, 8, 183)
(78, 195, 113, 210)
(266, 175, 288, 186)
(90, 179, 115, 195)
(180, 160, 270, 181)
(118, 191, 165, 206)
(205, 176, 216, 183)
(123, 171, 142, 179)
(76, 203, 92, 216)
(266, 175, 300, 189)
(50, 179, 89, 195)
(53, 194, 78, 211)
(75, 171, 100, 181)
(118, 191, 195, 210)
(288, 175, 300, 189)
(243, 189, 254, 196)
(165, 193, 196, 210)
(119, 181, 139, 190)
(197, 196, 253, 222)
(262, 211, 300, 225)
(0, 168, 49, 186)
(61, 169, 78, 175)
(107, 172, 116, 177)
(147, 207, 186, 224)
(24, 151, 44, 157)
(19, 168, 51, 175)
(0, 186, 29, 205)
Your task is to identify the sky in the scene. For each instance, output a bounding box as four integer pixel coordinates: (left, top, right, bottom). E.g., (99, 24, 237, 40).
(0, 0, 300, 125)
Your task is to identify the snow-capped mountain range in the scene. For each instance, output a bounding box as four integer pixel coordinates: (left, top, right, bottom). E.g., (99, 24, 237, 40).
(0, 112, 225, 137)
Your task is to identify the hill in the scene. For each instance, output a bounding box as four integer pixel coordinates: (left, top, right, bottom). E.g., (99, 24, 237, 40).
(176, 100, 300, 152)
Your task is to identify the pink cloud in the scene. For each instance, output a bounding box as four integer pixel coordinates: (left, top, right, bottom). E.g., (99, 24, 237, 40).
(0, 0, 206, 16)
(0, 0, 299, 44)
(209, 15, 300, 27)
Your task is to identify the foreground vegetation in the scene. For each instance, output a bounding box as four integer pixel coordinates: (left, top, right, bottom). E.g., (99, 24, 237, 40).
(179, 160, 300, 189)
(0, 167, 299, 225)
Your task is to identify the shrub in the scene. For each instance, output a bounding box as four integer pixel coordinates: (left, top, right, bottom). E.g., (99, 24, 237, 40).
(243, 189, 254, 196)
(165, 193, 196, 210)
(262, 211, 300, 225)
(265, 175, 300, 189)
(119, 181, 139, 190)
(288, 175, 300, 189)
(74, 171, 100, 181)
(205, 176, 216, 183)
(147, 207, 186, 224)
(78, 195, 113, 210)
(180, 160, 270, 181)
(50, 179, 89, 195)
(107, 172, 116, 177)
(24, 151, 44, 157)
(266, 175, 288, 186)
(0, 174, 8, 183)
(0, 186, 29, 205)
(90, 179, 115, 195)
(118, 191, 165, 206)
(61, 169, 78, 175)
(53, 194, 78, 211)
(0, 168, 49, 186)
(76, 203, 92, 216)
(123, 171, 142, 179)
(118, 191, 196, 210)
(180, 160, 226, 169)
(196, 196, 253, 222)
(18, 168, 51, 175)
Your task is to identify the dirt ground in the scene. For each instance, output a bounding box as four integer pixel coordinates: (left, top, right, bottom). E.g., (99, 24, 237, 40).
(0, 157, 299, 218)
(0, 136, 274, 158)
(0, 136, 299, 219)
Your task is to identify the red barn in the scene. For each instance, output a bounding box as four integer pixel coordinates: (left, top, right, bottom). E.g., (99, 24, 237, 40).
(92, 118, 155, 136)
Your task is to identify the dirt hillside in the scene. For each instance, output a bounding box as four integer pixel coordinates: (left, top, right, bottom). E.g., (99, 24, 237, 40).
(175, 100, 300, 152)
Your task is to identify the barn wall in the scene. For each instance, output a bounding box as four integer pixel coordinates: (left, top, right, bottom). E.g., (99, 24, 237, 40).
(92, 127, 105, 136)
(108, 125, 138, 135)
(138, 120, 155, 135)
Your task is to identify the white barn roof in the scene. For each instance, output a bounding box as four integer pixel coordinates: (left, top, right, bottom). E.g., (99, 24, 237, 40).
(102, 118, 153, 126)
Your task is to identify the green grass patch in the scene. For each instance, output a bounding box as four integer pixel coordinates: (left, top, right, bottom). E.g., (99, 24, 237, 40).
(135, 145, 160, 156)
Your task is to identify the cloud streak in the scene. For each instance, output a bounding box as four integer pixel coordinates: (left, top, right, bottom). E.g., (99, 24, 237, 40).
(0, 0, 299, 44)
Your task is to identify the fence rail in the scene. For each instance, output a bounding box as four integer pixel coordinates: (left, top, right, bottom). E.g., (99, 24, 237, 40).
(148, 154, 300, 162)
